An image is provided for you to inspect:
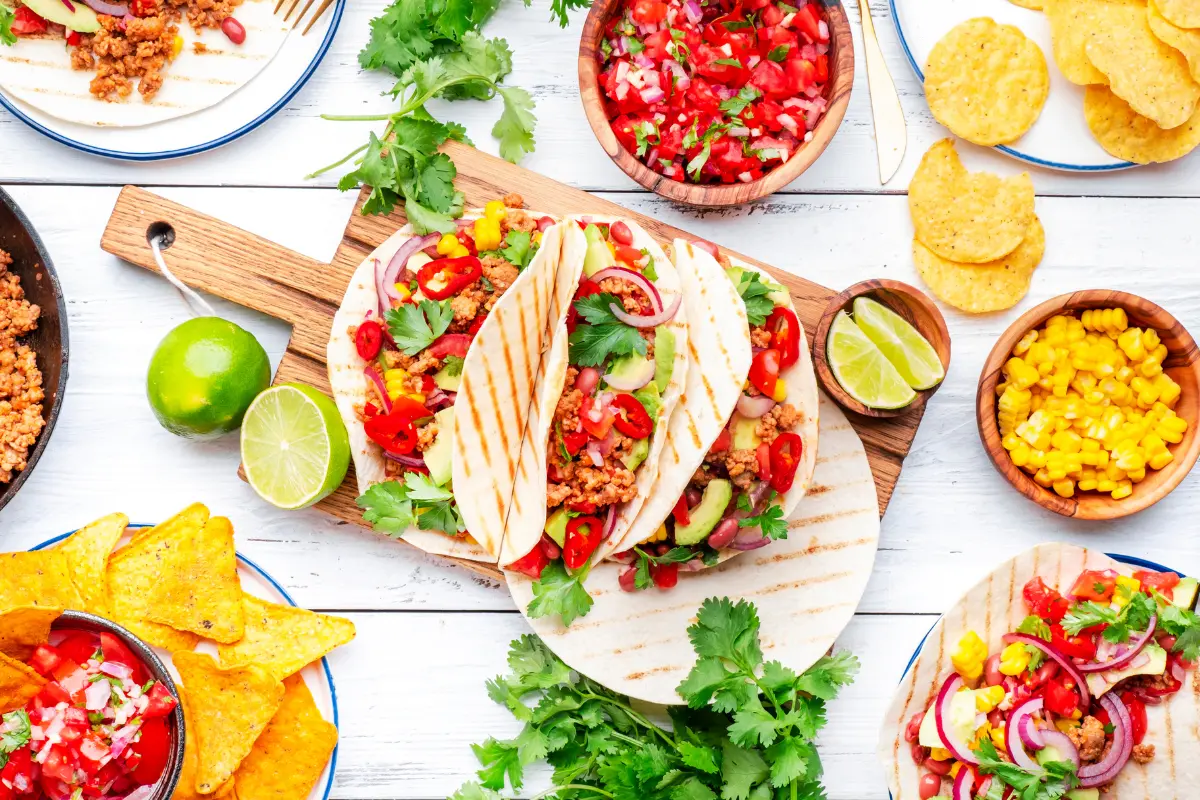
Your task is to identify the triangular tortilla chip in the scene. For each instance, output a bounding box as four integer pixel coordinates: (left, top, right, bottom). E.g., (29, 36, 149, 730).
(233, 674, 337, 800)
(108, 514, 244, 643)
(56, 512, 128, 616)
(0, 551, 84, 612)
(0, 651, 45, 714)
(173, 651, 284, 794)
(119, 503, 210, 554)
(0, 606, 60, 661)
(217, 595, 355, 681)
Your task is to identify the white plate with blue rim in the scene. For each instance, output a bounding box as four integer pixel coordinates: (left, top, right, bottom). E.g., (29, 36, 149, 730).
(0, 0, 345, 161)
(889, 0, 1136, 172)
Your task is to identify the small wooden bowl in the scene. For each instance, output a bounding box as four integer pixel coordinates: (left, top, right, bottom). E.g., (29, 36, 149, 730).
(812, 279, 951, 419)
(578, 0, 855, 208)
(977, 290, 1200, 521)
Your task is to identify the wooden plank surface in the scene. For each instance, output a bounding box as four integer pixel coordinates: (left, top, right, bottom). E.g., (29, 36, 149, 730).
(101, 143, 928, 579)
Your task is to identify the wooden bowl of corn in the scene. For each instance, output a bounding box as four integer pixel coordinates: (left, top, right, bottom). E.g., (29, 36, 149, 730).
(977, 290, 1200, 520)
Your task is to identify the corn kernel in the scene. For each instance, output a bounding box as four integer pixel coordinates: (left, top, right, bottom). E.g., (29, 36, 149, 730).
(436, 233, 460, 256)
(975, 685, 1006, 712)
(1053, 479, 1075, 498)
(171, 35, 184, 59)
(484, 199, 508, 220)
(999, 642, 1031, 675)
(952, 632, 988, 681)
(1013, 329, 1038, 356)
(1149, 450, 1174, 470)
(930, 748, 953, 762)
(1112, 480, 1134, 500)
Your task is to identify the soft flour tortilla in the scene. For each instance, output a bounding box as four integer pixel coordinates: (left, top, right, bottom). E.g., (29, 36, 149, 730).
(877, 543, 1200, 800)
(0, 0, 289, 127)
(328, 212, 562, 563)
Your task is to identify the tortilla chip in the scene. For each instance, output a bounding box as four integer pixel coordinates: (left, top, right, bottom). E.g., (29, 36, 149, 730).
(108, 513, 244, 644)
(1009, 0, 1044, 8)
(1149, 0, 1200, 83)
(0, 550, 84, 613)
(1085, 84, 1200, 163)
(233, 675, 337, 800)
(56, 512, 128, 617)
(217, 595, 355, 681)
(909, 139, 1035, 264)
(1157, 0, 1200, 27)
(1084, 1, 1200, 129)
(0, 606, 60, 661)
(1045, 0, 1142, 85)
(924, 18, 1050, 146)
(914, 216, 1046, 314)
(120, 503, 210, 553)
(0, 651, 45, 714)
(173, 651, 284, 795)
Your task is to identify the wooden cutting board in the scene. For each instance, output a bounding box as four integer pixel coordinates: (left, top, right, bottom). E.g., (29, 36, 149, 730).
(101, 143, 928, 581)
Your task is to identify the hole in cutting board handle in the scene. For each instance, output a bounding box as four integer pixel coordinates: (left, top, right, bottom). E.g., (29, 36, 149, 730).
(146, 221, 176, 250)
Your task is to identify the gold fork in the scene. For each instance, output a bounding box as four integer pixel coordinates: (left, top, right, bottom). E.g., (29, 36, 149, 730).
(274, 0, 334, 35)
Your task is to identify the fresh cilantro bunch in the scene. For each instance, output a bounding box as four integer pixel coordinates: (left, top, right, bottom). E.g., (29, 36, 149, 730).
(386, 299, 454, 355)
(0, 709, 30, 768)
(569, 293, 648, 367)
(0, 5, 15, 47)
(453, 598, 858, 800)
(1062, 586, 1200, 661)
(358, 474, 464, 536)
(975, 738, 1078, 800)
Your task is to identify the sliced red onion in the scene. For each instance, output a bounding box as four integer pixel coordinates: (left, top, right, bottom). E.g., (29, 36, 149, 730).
(682, 0, 702, 23)
(935, 674, 980, 766)
(576, 367, 601, 395)
(1018, 715, 1044, 751)
(591, 266, 663, 310)
(384, 452, 427, 469)
(682, 558, 706, 572)
(378, 233, 439, 314)
(665, 58, 690, 89)
(1002, 633, 1090, 708)
(1077, 615, 1155, 673)
(1079, 693, 1133, 788)
(692, 240, 719, 258)
(728, 533, 769, 551)
(601, 504, 617, 540)
(1006, 697, 1044, 770)
(585, 443, 604, 467)
(737, 394, 776, 419)
(364, 366, 393, 415)
(1037, 730, 1080, 769)
(951, 764, 973, 800)
(1171, 657, 1187, 684)
(100, 660, 132, 680)
(610, 292, 682, 328)
(613, 36, 629, 56)
(425, 388, 452, 411)
(604, 358, 655, 391)
(84, 680, 111, 712)
(60, 0, 75, 10)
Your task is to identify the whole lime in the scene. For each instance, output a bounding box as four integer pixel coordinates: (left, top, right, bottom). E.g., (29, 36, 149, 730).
(147, 317, 271, 440)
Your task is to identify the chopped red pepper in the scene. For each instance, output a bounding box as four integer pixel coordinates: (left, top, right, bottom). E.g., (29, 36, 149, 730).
(766, 307, 801, 369)
(768, 432, 802, 493)
(748, 348, 783, 399)
(611, 394, 653, 438)
(1121, 692, 1148, 745)
(672, 495, 690, 526)
(509, 546, 550, 579)
(1050, 623, 1097, 661)
(364, 413, 418, 456)
(564, 516, 605, 570)
(356, 320, 384, 361)
(416, 256, 482, 300)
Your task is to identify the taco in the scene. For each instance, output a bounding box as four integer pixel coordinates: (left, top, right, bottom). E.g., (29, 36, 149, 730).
(329, 195, 562, 562)
(606, 240, 819, 589)
(879, 543, 1200, 800)
(0, 0, 290, 127)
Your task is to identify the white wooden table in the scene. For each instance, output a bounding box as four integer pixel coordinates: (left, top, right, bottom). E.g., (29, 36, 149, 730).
(3, 2, 1200, 798)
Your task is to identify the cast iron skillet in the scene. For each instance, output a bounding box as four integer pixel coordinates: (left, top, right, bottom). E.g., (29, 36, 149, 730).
(0, 189, 68, 512)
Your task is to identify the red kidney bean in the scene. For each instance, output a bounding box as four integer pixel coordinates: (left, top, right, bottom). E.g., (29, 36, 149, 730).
(918, 773, 943, 800)
(910, 742, 929, 766)
(984, 653, 1005, 687)
(536, 216, 555, 233)
(609, 221, 633, 246)
(923, 757, 952, 776)
(539, 535, 560, 561)
(904, 712, 925, 743)
(706, 518, 740, 550)
(987, 709, 1004, 729)
(618, 565, 638, 593)
(1032, 661, 1059, 687)
(221, 16, 246, 45)
(1160, 634, 1178, 651)
(685, 487, 702, 507)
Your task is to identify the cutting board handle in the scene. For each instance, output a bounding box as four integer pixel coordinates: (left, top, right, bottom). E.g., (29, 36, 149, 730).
(100, 186, 339, 362)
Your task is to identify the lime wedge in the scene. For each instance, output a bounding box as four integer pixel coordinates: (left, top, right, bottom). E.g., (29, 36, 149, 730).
(827, 311, 917, 410)
(241, 383, 350, 510)
(851, 297, 945, 390)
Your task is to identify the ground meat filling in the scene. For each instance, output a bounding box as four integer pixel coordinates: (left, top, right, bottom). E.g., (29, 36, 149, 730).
(1067, 716, 1107, 764)
(692, 400, 800, 492)
(547, 367, 639, 510)
(0, 250, 46, 485)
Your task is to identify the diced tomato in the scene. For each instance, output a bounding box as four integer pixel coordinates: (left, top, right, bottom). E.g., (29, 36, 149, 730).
(650, 562, 679, 589)
(791, 3, 824, 42)
(129, 717, 170, 785)
(709, 426, 732, 454)
(630, 0, 667, 24)
(568, 501, 597, 514)
(755, 441, 772, 481)
(686, 78, 722, 113)
(1120, 691, 1148, 745)
(563, 516, 605, 571)
(1041, 677, 1081, 718)
(467, 313, 488, 337)
(657, 125, 685, 160)
(1134, 569, 1181, 601)
(142, 681, 178, 718)
(99, 633, 146, 682)
(509, 546, 550, 579)
(614, 244, 645, 268)
(760, 5, 784, 26)
(36, 681, 73, 709)
(426, 333, 472, 359)
(77, 733, 110, 777)
(1050, 623, 1098, 661)
(59, 707, 90, 744)
(10, 6, 47, 36)
(579, 397, 616, 440)
(562, 430, 589, 456)
(1070, 569, 1118, 602)
(672, 495, 690, 526)
(0, 747, 33, 793)
(784, 58, 817, 94)
(55, 632, 100, 668)
(1023, 577, 1070, 623)
(41, 745, 76, 785)
(749, 61, 791, 100)
(694, 44, 743, 83)
(643, 28, 673, 60)
(814, 54, 829, 83)
(28, 644, 64, 679)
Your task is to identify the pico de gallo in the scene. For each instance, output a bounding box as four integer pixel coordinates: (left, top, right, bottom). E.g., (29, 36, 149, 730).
(613, 241, 805, 592)
(508, 219, 680, 607)
(355, 195, 555, 542)
(598, 0, 832, 185)
(0, 629, 179, 800)
(905, 567, 1200, 800)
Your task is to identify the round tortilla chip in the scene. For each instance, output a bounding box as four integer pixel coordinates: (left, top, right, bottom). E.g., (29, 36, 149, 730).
(914, 216, 1046, 314)
(1084, 1, 1200, 129)
(925, 18, 1050, 146)
(1158, 0, 1200, 28)
(1149, 0, 1200, 83)
(909, 139, 1035, 265)
(1085, 84, 1200, 163)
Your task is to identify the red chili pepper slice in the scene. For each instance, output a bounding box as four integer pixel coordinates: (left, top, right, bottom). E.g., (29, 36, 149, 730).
(568, 280, 603, 334)
(416, 256, 482, 300)
(564, 516, 605, 570)
(563, 431, 589, 456)
(569, 501, 597, 514)
(672, 495, 690, 526)
(509, 546, 550, 579)
(355, 320, 384, 361)
(766, 307, 801, 369)
(768, 432, 803, 493)
(426, 333, 472, 359)
(611, 394, 653, 438)
(364, 402, 379, 419)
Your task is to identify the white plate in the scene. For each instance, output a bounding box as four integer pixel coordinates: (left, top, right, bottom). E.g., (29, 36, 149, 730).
(889, 0, 1136, 172)
(35, 527, 339, 800)
(0, 1, 345, 161)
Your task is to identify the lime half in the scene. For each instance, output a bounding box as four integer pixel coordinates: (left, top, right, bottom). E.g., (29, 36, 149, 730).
(827, 311, 917, 410)
(852, 297, 945, 390)
(241, 383, 350, 510)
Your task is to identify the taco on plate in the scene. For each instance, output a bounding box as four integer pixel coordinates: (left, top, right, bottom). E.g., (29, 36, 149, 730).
(329, 195, 562, 563)
(605, 240, 819, 590)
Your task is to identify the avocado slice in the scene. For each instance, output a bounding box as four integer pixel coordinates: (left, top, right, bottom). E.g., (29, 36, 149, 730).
(654, 327, 675, 388)
(583, 240, 615, 277)
(674, 479, 733, 546)
(20, 0, 99, 31)
(433, 363, 461, 392)
(424, 408, 456, 487)
(917, 688, 976, 749)
(725, 266, 747, 288)
(622, 438, 649, 472)
(1085, 642, 1167, 698)
(731, 415, 761, 451)
(584, 224, 606, 246)
(607, 354, 655, 388)
(545, 507, 571, 547)
(1174, 577, 1199, 610)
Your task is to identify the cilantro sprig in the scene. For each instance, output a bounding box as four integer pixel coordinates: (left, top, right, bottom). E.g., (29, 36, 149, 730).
(358, 474, 465, 536)
(568, 294, 648, 367)
(736, 492, 788, 541)
(632, 546, 711, 590)
(1015, 615, 1050, 670)
(452, 598, 858, 800)
(0, 5, 15, 47)
(728, 270, 779, 326)
(0, 709, 30, 769)
(527, 560, 593, 628)
(385, 299, 454, 355)
(975, 738, 1078, 800)
(482, 230, 535, 270)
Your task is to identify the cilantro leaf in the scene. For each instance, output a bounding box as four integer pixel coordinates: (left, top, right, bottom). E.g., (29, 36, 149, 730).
(499, 230, 535, 269)
(728, 271, 778, 326)
(358, 475, 462, 536)
(766, 738, 813, 788)
(767, 46, 790, 62)
(720, 740, 769, 800)
(0, 5, 15, 47)
(574, 293, 626, 325)
(448, 782, 503, 800)
(527, 561, 594, 627)
(542, 0, 591, 27)
(385, 300, 454, 355)
(720, 86, 760, 117)
(738, 503, 787, 541)
(712, 58, 744, 68)
(687, 597, 764, 670)
(442, 355, 465, 378)
(357, 481, 416, 536)
(1158, 602, 1200, 661)
(679, 741, 720, 775)
(569, 321, 648, 367)
(494, 86, 537, 163)
(975, 738, 1078, 800)
(0, 709, 30, 768)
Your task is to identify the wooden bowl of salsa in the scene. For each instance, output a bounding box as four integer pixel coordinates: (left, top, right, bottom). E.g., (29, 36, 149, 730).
(578, 0, 854, 207)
